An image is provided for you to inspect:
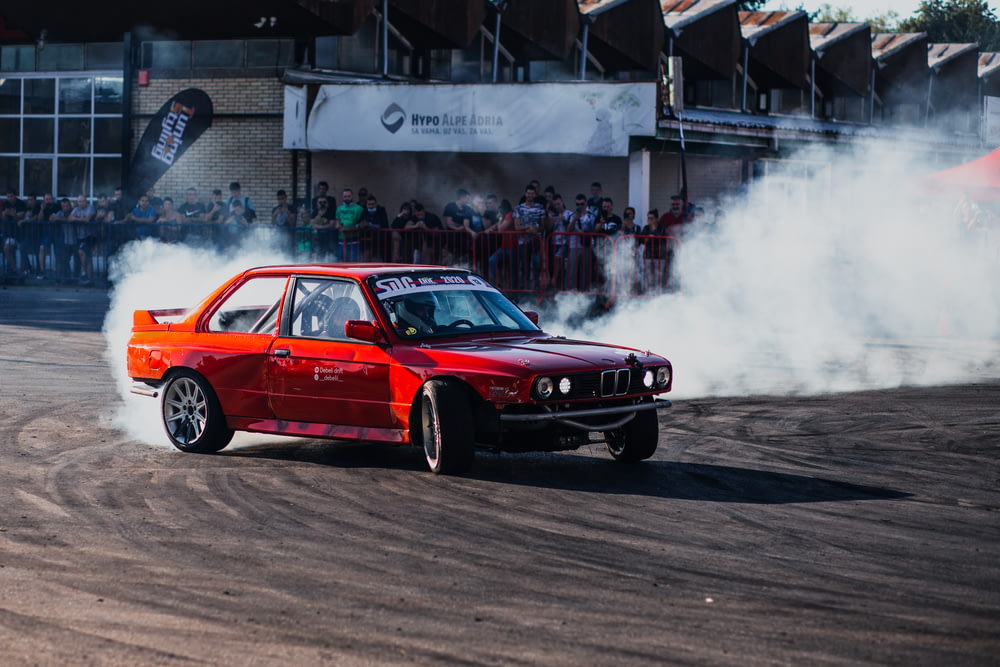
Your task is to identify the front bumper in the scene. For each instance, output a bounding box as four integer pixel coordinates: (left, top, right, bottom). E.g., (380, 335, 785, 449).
(499, 399, 672, 432)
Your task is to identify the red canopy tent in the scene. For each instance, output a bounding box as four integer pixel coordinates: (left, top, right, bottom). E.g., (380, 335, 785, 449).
(922, 146, 1000, 201)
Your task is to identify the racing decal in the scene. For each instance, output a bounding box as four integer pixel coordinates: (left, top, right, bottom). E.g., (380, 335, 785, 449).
(372, 274, 497, 300)
(314, 366, 344, 382)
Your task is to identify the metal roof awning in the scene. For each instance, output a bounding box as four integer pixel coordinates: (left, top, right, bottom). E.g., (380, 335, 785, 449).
(662, 0, 741, 79)
(387, 0, 487, 50)
(739, 11, 810, 90)
(500, 0, 581, 61)
(872, 32, 929, 101)
(809, 22, 872, 97)
(660, 107, 982, 148)
(579, 0, 664, 72)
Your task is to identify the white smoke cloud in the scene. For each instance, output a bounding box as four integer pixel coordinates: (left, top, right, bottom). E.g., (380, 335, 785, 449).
(547, 143, 1000, 398)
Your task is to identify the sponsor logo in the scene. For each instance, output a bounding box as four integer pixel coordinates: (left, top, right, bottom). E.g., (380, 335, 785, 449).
(151, 102, 196, 166)
(381, 102, 405, 134)
(379, 102, 505, 137)
(373, 274, 494, 298)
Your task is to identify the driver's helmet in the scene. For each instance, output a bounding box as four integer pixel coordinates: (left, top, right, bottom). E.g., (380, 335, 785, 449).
(396, 291, 438, 335)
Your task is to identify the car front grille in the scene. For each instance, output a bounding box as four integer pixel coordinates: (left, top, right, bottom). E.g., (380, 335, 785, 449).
(562, 368, 646, 399)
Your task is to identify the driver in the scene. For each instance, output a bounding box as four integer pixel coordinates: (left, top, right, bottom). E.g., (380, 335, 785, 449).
(396, 291, 438, 335)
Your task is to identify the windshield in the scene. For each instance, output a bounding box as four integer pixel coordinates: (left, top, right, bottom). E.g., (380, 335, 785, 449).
(369, 272, 539, 339)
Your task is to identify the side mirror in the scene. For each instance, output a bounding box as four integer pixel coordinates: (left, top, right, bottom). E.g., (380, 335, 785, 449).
(523, 310, 539, 326)
(345, 320, 385, 343)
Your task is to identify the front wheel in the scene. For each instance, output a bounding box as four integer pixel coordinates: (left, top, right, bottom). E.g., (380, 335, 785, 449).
(605, 406, 659, 463)
(161, 370, 234, 453)
(418, 380, 475, 475)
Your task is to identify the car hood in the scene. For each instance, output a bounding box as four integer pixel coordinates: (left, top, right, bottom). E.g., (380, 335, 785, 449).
(397, 333, 668, 376)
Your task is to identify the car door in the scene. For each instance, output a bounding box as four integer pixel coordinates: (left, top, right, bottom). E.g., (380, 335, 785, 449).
(267, 277, 393, 428)
(196, 274, 289, 418)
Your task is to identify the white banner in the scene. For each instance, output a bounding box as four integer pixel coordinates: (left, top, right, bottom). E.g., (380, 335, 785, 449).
(985, 96, 1000, 147)
(303, 82, 656, 157)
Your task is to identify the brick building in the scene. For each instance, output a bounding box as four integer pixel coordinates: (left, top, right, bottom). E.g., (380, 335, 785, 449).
(0, 0, 993, 217)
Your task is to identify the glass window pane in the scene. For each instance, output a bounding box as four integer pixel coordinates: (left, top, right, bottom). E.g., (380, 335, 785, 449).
(314, 37, 339, 69)
(93, 118, 122, 153)
(193, 40, 243, 68)
(0, 156, 17, 192)
(94, 77, 123, 113)
(24, 118, 54, 153)
(59, 78, 92, 114)
(58, 157, 89, 196)
(145, 41, 191, 69)
(38, 44, 85, 71)
(246, 40, 294, 67)
(23, 79, 55, 114)
(1, 45, 35, 72)
(59, 118, 91, 153)
(339, 23, 376, 73)
(24, 158, 52, 196)
(0, 118, 18, 152)
(87, 43, 123, 69)
(93, 158, 121, 196)
(0, 78, 21, 114)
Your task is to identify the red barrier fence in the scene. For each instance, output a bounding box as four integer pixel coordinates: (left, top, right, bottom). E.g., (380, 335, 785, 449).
(1, 221, 680, 297)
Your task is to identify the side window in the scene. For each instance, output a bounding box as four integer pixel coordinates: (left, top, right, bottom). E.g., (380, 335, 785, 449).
(289, 278, 374, 339)
(206, 276, 287, 333)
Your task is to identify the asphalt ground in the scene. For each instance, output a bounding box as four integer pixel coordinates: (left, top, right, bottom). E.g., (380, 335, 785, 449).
(1, 284, 998, 665)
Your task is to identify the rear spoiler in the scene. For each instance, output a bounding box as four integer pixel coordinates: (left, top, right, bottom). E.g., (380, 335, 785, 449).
(132, 308, 190, 329)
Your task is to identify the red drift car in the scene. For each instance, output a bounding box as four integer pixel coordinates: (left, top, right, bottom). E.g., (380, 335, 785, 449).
(127, 265, 673, 474)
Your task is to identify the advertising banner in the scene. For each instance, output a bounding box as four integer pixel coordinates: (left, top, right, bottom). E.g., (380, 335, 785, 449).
(126, 88, 213, 207)
(303, 82, 656, 157)
(985, 96, 1000, 148)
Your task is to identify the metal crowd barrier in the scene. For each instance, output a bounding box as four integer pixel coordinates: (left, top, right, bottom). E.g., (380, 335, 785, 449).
(1, 220, 681, 297)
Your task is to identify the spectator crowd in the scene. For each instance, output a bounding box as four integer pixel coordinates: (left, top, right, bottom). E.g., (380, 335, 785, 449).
(1, 179, 706, 296)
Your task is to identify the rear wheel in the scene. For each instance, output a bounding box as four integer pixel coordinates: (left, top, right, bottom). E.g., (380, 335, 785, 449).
(418, 380, 475, 475)
(161, 370, 234, 453)
(605, 406, 659, 463)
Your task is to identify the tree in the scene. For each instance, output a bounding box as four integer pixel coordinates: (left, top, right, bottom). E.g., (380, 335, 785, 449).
(737, 0, 769, 10)
(811, 3, 858, 22)
(898, 0, 1000, 50)
(867, 10, 901, 33)
(805, 4, 901, 31)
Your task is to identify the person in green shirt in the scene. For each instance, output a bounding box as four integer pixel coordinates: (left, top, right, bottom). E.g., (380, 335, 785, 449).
(335, 188, 364, 262)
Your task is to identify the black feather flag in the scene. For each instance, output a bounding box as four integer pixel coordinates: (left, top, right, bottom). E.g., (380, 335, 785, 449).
(125, 88, 213, 208)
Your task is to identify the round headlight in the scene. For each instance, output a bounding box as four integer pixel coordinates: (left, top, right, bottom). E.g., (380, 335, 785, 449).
(655, 366, 670, 388)
(643, 369, 654, 388)
(558, 377, 572, 395)
(536, 376, 554, 399)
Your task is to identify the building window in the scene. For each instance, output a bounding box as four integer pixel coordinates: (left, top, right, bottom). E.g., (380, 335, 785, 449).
(1, 45, 35, 72)
(24, 78, 55, 114)
(0, 73, 123, 197)
(142, 41, 192, 69)
(87, 43, 123, 70)
(0, 78, 20, 113)
(247, 40, 295, 68)
(194, 41, 244, 68)
(338, 17, 378, 73)
(60, 78, 93, 114)
(38, 44, 85, 72)
(94, 77, 123, 114)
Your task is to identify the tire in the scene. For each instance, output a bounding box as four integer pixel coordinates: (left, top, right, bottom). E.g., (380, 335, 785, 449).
(418, 379, 475, 475)
(605, 406, 659, 463)
(160, 370, 234, 453)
